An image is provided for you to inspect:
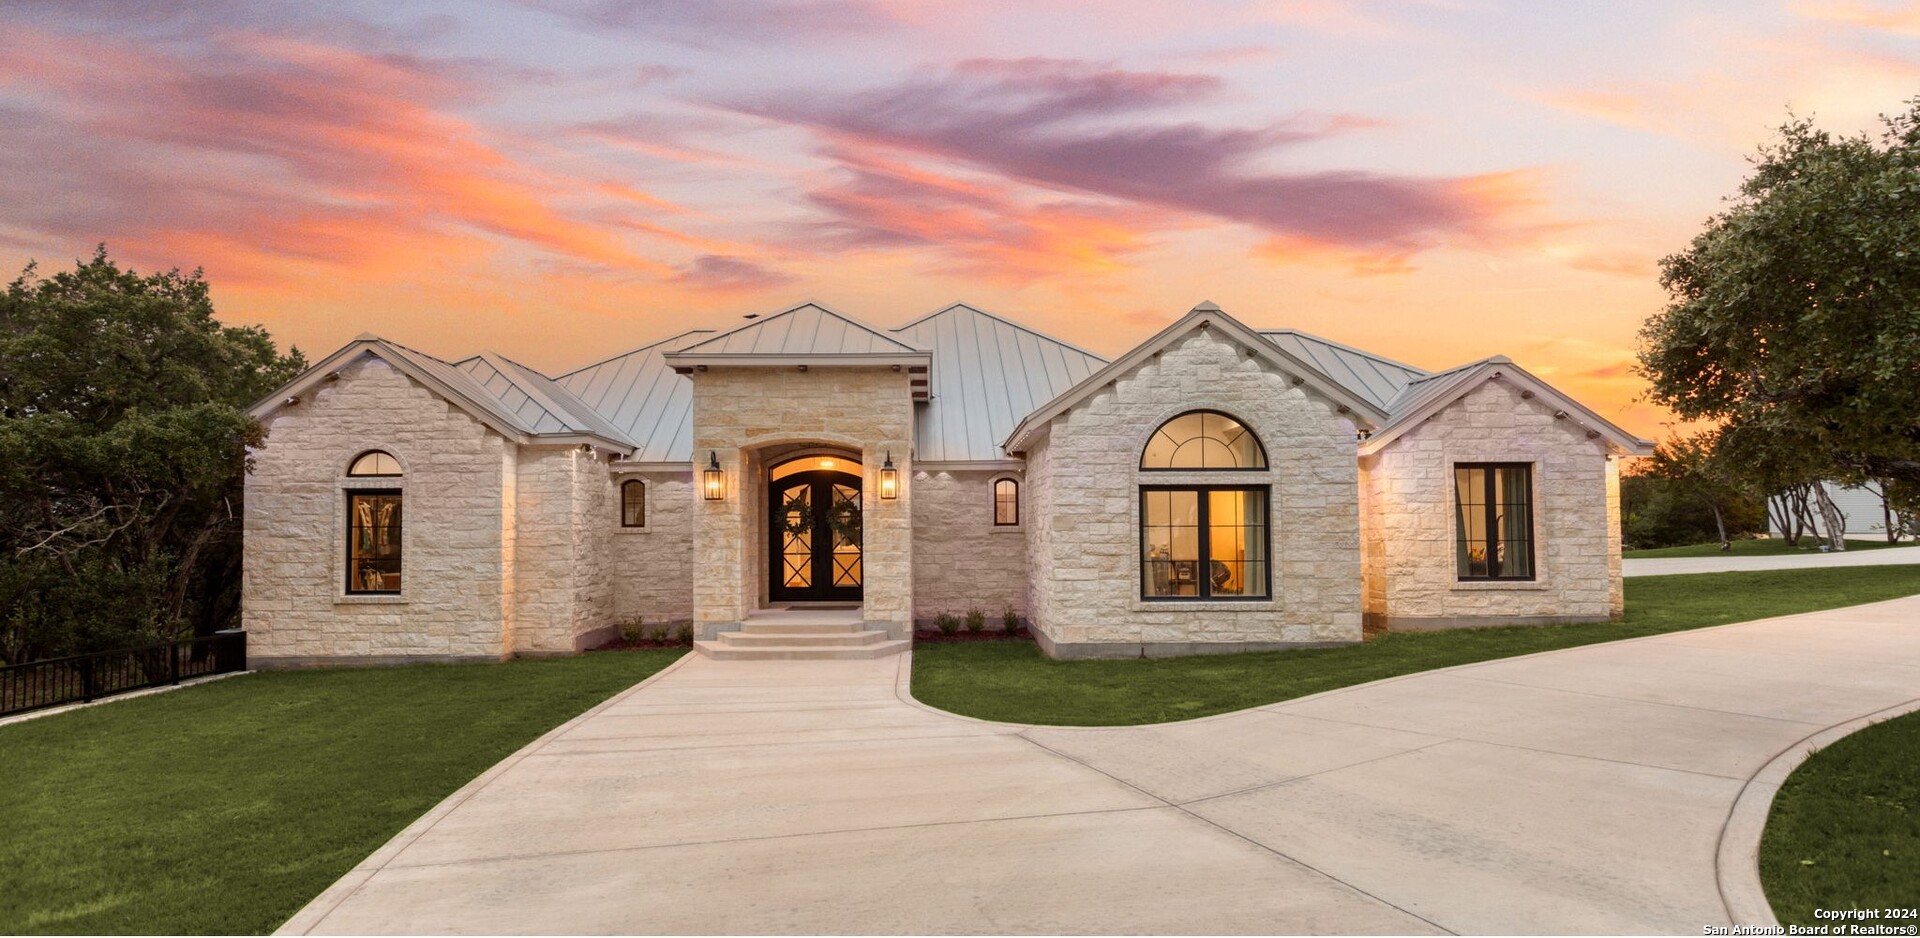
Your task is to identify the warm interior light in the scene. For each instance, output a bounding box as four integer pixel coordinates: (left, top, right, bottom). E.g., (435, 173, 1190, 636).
(819, 458, 835, 470)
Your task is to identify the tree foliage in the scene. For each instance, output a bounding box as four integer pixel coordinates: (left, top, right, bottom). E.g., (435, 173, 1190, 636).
(1621, 433, 1768, 550)
(1639, 101, 1920, 492)
(0, 248, 304, 663)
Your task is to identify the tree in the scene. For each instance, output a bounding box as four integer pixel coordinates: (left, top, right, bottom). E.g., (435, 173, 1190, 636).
(0, 247, 304, 663)
(1639, 101, 1920, 503)
(1620, 433, 1767, 550)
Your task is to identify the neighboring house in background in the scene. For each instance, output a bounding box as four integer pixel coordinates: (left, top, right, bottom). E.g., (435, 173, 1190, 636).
(241, 301, 1654, 664)
(1770, 480, 1913, 541)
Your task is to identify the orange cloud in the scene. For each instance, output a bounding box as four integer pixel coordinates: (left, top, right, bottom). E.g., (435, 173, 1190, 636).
(0, 27, 680, 285)
(1792, 0, 1920, 34)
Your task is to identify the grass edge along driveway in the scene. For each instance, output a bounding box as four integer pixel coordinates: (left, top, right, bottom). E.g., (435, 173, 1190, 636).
(0, 649, 684, 936)
(1760, 708, 1920, 926)
(912, 565, 1920, 725)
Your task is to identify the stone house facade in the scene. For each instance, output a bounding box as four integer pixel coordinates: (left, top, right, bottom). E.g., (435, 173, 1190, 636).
(243, 301, 1652, 664)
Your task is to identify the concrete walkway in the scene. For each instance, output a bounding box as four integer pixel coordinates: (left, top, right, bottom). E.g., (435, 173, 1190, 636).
(282, 597, 1920, 935)
(1624, 544, 1920, 577)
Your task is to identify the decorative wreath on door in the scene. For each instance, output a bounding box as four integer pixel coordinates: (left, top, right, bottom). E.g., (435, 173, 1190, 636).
(827, 500, 861, 548)
(777, 492, 813, 538)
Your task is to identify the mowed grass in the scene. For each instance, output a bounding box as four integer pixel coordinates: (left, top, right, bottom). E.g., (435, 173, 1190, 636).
(1623, 537, 1917, 559)
(0, 650, 683, 935)
(1761, 709, 1920, 924)
(912, 566, 1920, 725)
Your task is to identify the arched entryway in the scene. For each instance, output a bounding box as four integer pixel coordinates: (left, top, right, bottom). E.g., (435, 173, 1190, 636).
(767, 455, 862, 602)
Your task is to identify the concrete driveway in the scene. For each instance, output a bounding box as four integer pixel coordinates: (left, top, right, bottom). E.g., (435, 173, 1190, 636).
(1624, 544, 1920, 577)
(282, 596, 1920, 935)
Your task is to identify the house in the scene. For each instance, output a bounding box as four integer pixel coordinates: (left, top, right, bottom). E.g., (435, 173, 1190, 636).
(242, 301, 1653, 664)
(1769, 480, 1912, 542)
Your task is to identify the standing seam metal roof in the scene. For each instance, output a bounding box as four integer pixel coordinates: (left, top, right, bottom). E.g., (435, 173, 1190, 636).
(891, 304, 1108, 463)
(554, 330, 715, 463)
(670, 303, 925, 357)
(1259, 330, 1429, 413)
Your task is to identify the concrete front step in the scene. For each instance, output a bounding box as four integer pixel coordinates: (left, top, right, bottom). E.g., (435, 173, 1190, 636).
(718, 630, 889, 647)
(693, 638, 909, 661)
(738, 620, 869, 634)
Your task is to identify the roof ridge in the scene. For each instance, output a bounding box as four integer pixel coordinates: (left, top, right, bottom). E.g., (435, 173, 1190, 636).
(556, 328, 717, 380)
(675, 301, 923, 356)
(893, 301, 1110, 364)
(1258, 328, 1428, 376)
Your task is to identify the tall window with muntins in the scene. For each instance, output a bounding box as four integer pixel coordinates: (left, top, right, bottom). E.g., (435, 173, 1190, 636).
(346, 450, 403, 594)
(1141, 487, 1269, 599)
(1140, 410, 1266, 470)
(1136, 411, 1269, 600)
(1454, 463, 1534, 580)
(621, 479, 646, 527)
(993, 478, 1019, 526)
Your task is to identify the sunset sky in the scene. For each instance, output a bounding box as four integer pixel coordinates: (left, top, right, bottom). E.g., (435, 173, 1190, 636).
(5, 1, 1918, 436)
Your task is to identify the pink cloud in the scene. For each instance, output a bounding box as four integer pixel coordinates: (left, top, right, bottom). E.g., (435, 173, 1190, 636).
(730, 57, 1542, 256)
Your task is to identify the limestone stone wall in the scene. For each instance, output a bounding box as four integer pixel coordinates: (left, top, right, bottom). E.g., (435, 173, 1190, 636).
(1022, 326, 1364, 657)
(511, 446, 617, 653)
(910, 469, 1028, 623)
(610, 469, 696, 627)
(1359, 376, 1621, 628)
(243, 355, 514, 664)
(689, 367, 915, 637)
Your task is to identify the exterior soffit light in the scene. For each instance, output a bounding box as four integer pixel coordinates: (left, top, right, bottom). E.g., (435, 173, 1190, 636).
(879, 451, 898, 500)
(703, 451, 725, 501)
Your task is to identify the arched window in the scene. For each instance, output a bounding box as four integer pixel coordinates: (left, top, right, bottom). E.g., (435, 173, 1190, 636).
(993, 478, 1019, 526)
(348, 450, 403, 477)
(621, 479, 647, 528)
(1140, 411, 1266, 470)
(345, 451, 402, 594)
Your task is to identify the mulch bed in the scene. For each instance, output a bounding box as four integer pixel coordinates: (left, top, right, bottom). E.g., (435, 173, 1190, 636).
(913, 627, 1033, 644)
(586, 636, 692, 652)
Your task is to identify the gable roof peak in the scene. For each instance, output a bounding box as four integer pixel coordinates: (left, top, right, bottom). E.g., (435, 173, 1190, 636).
(1190, 300, 1223, 313)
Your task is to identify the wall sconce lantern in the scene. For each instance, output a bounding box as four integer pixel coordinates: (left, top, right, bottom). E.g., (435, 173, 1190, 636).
(879, 451, 899, 500)
(703, 451, 725, 501)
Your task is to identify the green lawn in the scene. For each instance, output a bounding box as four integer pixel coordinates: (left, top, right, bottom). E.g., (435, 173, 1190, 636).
(1761, 709, 1920, 924)
(0, 650, 683, 935)
(912, 566, 1920, 725)
(1623, 537, 1917, 559)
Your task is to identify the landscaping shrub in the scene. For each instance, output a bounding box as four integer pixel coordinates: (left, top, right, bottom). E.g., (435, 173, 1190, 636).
(1003, 607, 1020, 633)
(934, 611, 960, 636)
(964, 608, 985, 633)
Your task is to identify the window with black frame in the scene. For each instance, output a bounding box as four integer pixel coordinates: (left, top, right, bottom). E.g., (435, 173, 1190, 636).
(1454, 463, 1534, 580)
(347, 491, 403, 593)
(993, 478, 1019, 526)
(1141, 487, 1269, 599)
(621, 479, 646, 527)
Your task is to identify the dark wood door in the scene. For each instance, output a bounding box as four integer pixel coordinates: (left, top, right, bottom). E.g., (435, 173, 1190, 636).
(768, 470, 863, 602)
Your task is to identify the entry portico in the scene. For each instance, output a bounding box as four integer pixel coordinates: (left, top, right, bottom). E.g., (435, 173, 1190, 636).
(240, 299, 1652, 665)
(668, 304, 925, 640)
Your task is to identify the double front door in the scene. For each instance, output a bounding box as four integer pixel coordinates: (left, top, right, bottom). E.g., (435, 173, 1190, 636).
(769, 470, 863, 602)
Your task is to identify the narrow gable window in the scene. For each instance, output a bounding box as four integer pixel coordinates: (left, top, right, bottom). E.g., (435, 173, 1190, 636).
(621, 479, 647, 528)
(993, 478, 1019, 526)
(1454, 463, 1534, 580)
(346, 451, 403, 594)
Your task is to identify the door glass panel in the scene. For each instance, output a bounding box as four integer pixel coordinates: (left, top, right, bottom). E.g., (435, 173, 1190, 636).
(777, 482, 812, 588)
(829, 483, 862, 588)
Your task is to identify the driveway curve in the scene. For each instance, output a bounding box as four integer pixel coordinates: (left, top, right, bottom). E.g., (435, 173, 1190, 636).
(281, 596, 1920, 935)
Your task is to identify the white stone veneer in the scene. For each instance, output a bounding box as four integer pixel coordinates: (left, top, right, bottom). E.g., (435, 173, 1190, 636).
(1021, 326, 1365, 656)
(910, 469, 1028, 624)
(1359, 377, 1624, 628)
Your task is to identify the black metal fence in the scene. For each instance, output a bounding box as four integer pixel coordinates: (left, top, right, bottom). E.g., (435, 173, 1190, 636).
(0, 630, 247, 717)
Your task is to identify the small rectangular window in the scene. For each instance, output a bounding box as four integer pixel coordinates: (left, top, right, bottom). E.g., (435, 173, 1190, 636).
(347, 491, 402, 593)
(1454, 463, 1533, 580)
(621, 479, 646, 528)
(993, 478, 1019, 526)
(1141, 485, 1268, 599)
